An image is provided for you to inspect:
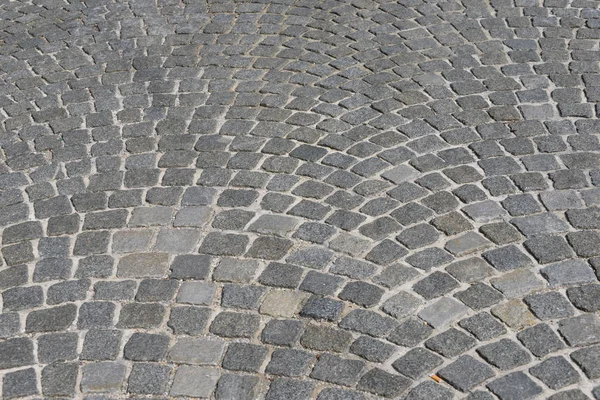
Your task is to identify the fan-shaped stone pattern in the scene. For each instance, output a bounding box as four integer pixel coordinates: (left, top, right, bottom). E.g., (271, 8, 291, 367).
(0, 0, 599, 398)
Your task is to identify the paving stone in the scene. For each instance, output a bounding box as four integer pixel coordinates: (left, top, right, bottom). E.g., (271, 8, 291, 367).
(357, 368, 411, 398)
(124, 333, 169, 361)
(393, 347, 443, 379)
(221, 284, 265, 309)
(117, 253, 169, 278)
(300, 325, 353, 353)
(571, 345, 600, 379)
(418, 297, 470, 328)
(41, 362, 78, 396)
(81, 362, 126, 393)
(287, 247, 333, 269)
(425, 328, 477, 358)
(26, 304, 77, 333)
(491, 299, 538, 329)
(0, 337, 34, 369)
(329, 233, 371, 257)
(477, 339, 531, 370)
(445, 257, 495, 283)
(266, 348, 315, 377)
(445, 232, 492, 256)
(247, 236, 293, 260)
(459, 312, 507, 341)
(210, 311, 260, 338)
(167, 337, 225, 365)
(388, 318, 434, 347)
(38, 333, 78, 363)
(511, 213, 571, 237)
(212, 258, 258, 283)
(517, 323, 565, 357)
(483, 245, 533, 271)
(567, 231, 600, 257)
(486, 371, 543, 400)
(127, 363, 172, 395)
(350, 336, 395, 363)
(118, 303, 165, 329)
(438, 355, 496, 392)
(406, 248, 454, 271)
(559, 314, 600, 347)
(339, 281, 384, 307)
(524, 235, 574, 264)
(199, 232, 249, 256)
(381, 291, 423, 319)
(170, 254, 212, 280)
(135, 279, 178, 302)
(541, 260, 597, 287)
(222, 343, 267, 372)
(265, 378, 315, 400)
(310, 353, 365, 386)
(480, 222, 522, 244)
(262, 319, 305, 346)
(260, 290, 310, 317)
(530, 356, 580, 390)
(339, 309, 398, 337)
(170, 366, 220, 397)
(330, 256, 377, 279)
(81, 330, 122, 361)
(567, 284, 600, 312)
(524, 291, 575, 320)
(3, 368, 38, 399)
(215, 374, 260, 400)
(0, 313, 20, 339)
(490, 268, 546, 298)
(153, 228, 202, 253)
(413, 272, 460, 300)
(317, 388, 366, 400)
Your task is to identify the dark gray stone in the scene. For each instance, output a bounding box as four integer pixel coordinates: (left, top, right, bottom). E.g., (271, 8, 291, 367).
(486, 371, 543, 400)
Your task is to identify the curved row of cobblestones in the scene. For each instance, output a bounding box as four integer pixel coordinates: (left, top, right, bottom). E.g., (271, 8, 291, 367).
(0, 0, 600, 398)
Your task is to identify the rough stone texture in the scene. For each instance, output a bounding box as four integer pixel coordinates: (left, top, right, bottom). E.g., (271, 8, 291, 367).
(1, 1, 599, 397)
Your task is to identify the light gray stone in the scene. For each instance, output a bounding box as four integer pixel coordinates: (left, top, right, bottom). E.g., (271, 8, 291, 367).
(167, 338, 225, 365)
(418, 298, 470, 328)
(170, 366, 220, 397)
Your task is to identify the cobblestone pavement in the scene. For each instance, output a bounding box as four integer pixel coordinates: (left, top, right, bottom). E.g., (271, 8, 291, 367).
(0, 0, 600, 398)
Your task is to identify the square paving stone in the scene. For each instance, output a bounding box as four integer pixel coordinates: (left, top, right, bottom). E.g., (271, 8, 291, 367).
(286, 247, 333, 269)
(300, 325, 353, 353)
(38, 333, 78, 363)
(558, 314, 600, 347)
(431, 211, 473, 236)
(221, 284, 266, 310)
(511, 213, 570, 237)
(330, 257, 377, 279)
(212, 258, 257, 283)
(480, 222, 522, 244)
(567, 231, 600, 257)
(170, 366, 220, 398)
(0, 337, 34, 370)
(124, 333, 169, 361)
(173, 206, 213, 227)
(571, 345, 600, 379)
(482, 245, 532, 271)
(153, 229, 202, 253)
(445, 257, 495, 283)
(350, 336, 395, 363)
(246, 236, 294, 260)
(266, 349, 315, 377)
(396, 223, 440, 249)
(26, 304, 77, 333)
(81, 330, 121, 361)
(258, 262, 304, 288)
(300, 271, 344, 296)
(486, 371, 542, 400)
(260, 290, 310, 318)
(222, 343, 268, 373)
(459, 312, 507, 341)
(127, 363, 172, 395)
(317, 388, 366, 400)
(117, 253, 169, 278)
(177, 281, 216, 305)
(167, 338, 225, 366)
(117, 303, 165, 329)
(455, 283, 504, 310)
(357, 368, 411, 398)
(215, 374, 260, 400)
(210, 312, 260, 338)
(80, 362, 126, 393)
(524, 235, 574, 264)
(523, 291, 575, 320)
(365, 239, 408, 265)
(328, 233, 371, 257)
(387, 318, 434, 347)
(445, 232, 492, 256)
(310, 353, 365, 387)
(406, 247, 454, 271)
(392, 347, 443, 379)
(490, 269, 545, 299)
(261, 320, 305, 346)
(41, 362, 78, 397)
(425, 328, 477, 358)
(381, 292, 422, 319)
(338, 281, 384, 307)
(339, 310, 398, 337)
(567, 284, 600, 312)
(530, 356, 580, 390)
(476, 338, 531, 370)
(462, 200, 506, 222)
(199, 232, 249, 256)
(517, 323, 565, 357)
(491, 299, 538, 329)
(437, 355, 495, 392)
(167, 306, 211, 335)
(418, 297, 470, 328)
(3, 368, 38, 399)
(265, 378, 315, 400)
(300, 296, 344, 321)
(373, 263, 420, 288)
(413, 271, 459, 300)
(541, 260, 597, 287)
